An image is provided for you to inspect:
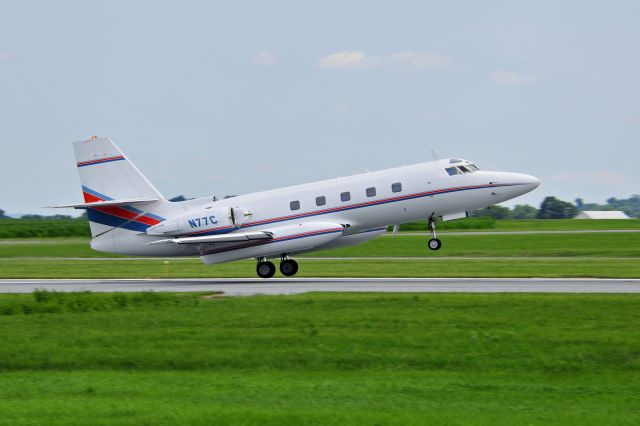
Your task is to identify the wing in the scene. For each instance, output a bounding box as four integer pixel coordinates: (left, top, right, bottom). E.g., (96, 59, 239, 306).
(148, 231, 273, 245)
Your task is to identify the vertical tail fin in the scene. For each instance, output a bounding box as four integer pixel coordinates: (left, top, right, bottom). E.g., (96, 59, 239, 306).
(73, 137, 167, 237)
(74, 137, 165, 202)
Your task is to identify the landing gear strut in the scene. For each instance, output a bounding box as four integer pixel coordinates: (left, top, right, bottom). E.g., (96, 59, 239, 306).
(427, 216, 442, 251)
(256, 258, 276, 278)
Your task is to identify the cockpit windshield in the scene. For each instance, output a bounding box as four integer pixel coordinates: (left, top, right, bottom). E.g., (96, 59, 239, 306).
(445, 163, 481, 176)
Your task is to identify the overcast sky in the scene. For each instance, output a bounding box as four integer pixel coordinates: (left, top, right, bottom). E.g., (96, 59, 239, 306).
(1, 1, 639, 215)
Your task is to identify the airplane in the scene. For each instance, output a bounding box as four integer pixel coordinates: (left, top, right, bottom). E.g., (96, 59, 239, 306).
(56, 136, 540, 278)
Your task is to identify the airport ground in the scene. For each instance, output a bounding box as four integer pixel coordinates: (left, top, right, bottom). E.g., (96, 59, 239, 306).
(0, 220, 638, 424)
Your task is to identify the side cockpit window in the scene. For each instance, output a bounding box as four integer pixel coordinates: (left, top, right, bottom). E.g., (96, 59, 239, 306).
(445, 167, 460, 176)
(446, 163, 481, 176)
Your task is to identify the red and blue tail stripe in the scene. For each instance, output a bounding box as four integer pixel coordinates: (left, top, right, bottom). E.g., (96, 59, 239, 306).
(82, 186, 165, 232)
(77, 156, 125, 168)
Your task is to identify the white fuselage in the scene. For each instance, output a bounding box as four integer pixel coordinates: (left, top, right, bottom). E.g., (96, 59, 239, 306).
(91, 158, 539, 263)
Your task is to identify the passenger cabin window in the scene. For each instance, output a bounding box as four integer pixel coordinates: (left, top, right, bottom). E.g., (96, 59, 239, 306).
(290, 200, 300, 211)
(316, 196, 326, 206)
(366, 187, 376, 197)
(340, 191, 351, 202)
(391, 182, 402, 193)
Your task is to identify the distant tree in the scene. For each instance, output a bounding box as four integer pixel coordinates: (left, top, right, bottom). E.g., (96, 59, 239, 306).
(0, 209, 6, 219)
(20, 214, 44, 220)
(49, 214, 73, 220)
(606, 195, 640, 217)
(537, 197, 577, 219)
(575, 198, 584, 209)
(471, 205, 512, 220)
(512, 204, 538, 220)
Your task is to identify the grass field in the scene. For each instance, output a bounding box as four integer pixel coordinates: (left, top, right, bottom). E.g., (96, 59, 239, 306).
(2, 232, 640, 259)
(1, 257, 639, 279)
(1, 291, 639, 425)
(0, 231, 639, 278)
(402, 218, 640, 232)
(466, 218, 640, 231)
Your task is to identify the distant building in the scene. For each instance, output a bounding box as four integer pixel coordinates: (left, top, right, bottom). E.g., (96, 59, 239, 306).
(575, 211, 630, 219)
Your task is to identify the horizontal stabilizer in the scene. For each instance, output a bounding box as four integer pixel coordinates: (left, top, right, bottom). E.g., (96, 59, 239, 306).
(148, 231, 273, 245)
(49, 198, 159, 209)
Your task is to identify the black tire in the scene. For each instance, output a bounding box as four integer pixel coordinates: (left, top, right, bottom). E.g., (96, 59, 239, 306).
(280, 259, 299, 276)
(256, 261, 276, 278)
(428, 238, 442, 251)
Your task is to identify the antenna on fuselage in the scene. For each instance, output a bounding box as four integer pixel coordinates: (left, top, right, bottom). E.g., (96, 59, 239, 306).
(430, 150, 440, 161)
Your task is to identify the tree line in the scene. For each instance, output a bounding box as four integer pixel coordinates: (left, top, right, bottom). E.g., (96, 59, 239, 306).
(473, 195, 640, 219)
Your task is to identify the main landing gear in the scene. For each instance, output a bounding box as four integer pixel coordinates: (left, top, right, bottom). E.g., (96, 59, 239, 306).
(256, 259, 276, 278)
(427, 216, 442, 251)
(256, 255, 299, 278)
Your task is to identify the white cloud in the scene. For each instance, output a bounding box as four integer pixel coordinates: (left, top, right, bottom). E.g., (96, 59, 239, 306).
(318, 51, 368, 69)
(490, 70, 538, 85)
(318, 51, 451, 70)
(548, 170, 631, 186)
(252, 50, 279, 66)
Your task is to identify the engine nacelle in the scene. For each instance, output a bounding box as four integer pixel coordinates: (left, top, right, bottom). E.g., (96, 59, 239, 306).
(146, 206, 252, 237)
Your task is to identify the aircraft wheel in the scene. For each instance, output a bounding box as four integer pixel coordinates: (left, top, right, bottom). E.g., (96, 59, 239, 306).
(256, 261, 276, 278)
(428, 238, 442, 251)
(280, 259, 299, 276)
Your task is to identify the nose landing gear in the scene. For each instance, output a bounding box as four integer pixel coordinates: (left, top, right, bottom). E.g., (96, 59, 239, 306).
(428, 216, 442, 250)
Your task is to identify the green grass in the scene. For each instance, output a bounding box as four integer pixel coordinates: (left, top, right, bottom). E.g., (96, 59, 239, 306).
(0, 292, 639, 425)
(1, 217, 638, 239)
(402, 218, 640, 232)
(0, 232, 638, 278)
(0, 238, 122, 258)
(315, 232, 640, 258)
(0, 218, 90, 238)
(1, 257, 638, 278)
(486, 218, 640, 231)
(2, 232, 639, 259)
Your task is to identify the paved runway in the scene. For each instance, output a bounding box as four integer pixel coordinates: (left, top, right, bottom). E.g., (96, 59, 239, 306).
(1, 278, 639, 295)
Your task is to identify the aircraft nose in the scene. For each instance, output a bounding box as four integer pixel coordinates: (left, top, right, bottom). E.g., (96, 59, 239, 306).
(522, 174, 540, 189)
(515, 173, 540, 194)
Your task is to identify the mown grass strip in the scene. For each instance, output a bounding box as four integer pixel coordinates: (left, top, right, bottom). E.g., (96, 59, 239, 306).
(0, 292, 639, 425)
(1, 257, 638, 278)
(1, 232, 639, 259)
